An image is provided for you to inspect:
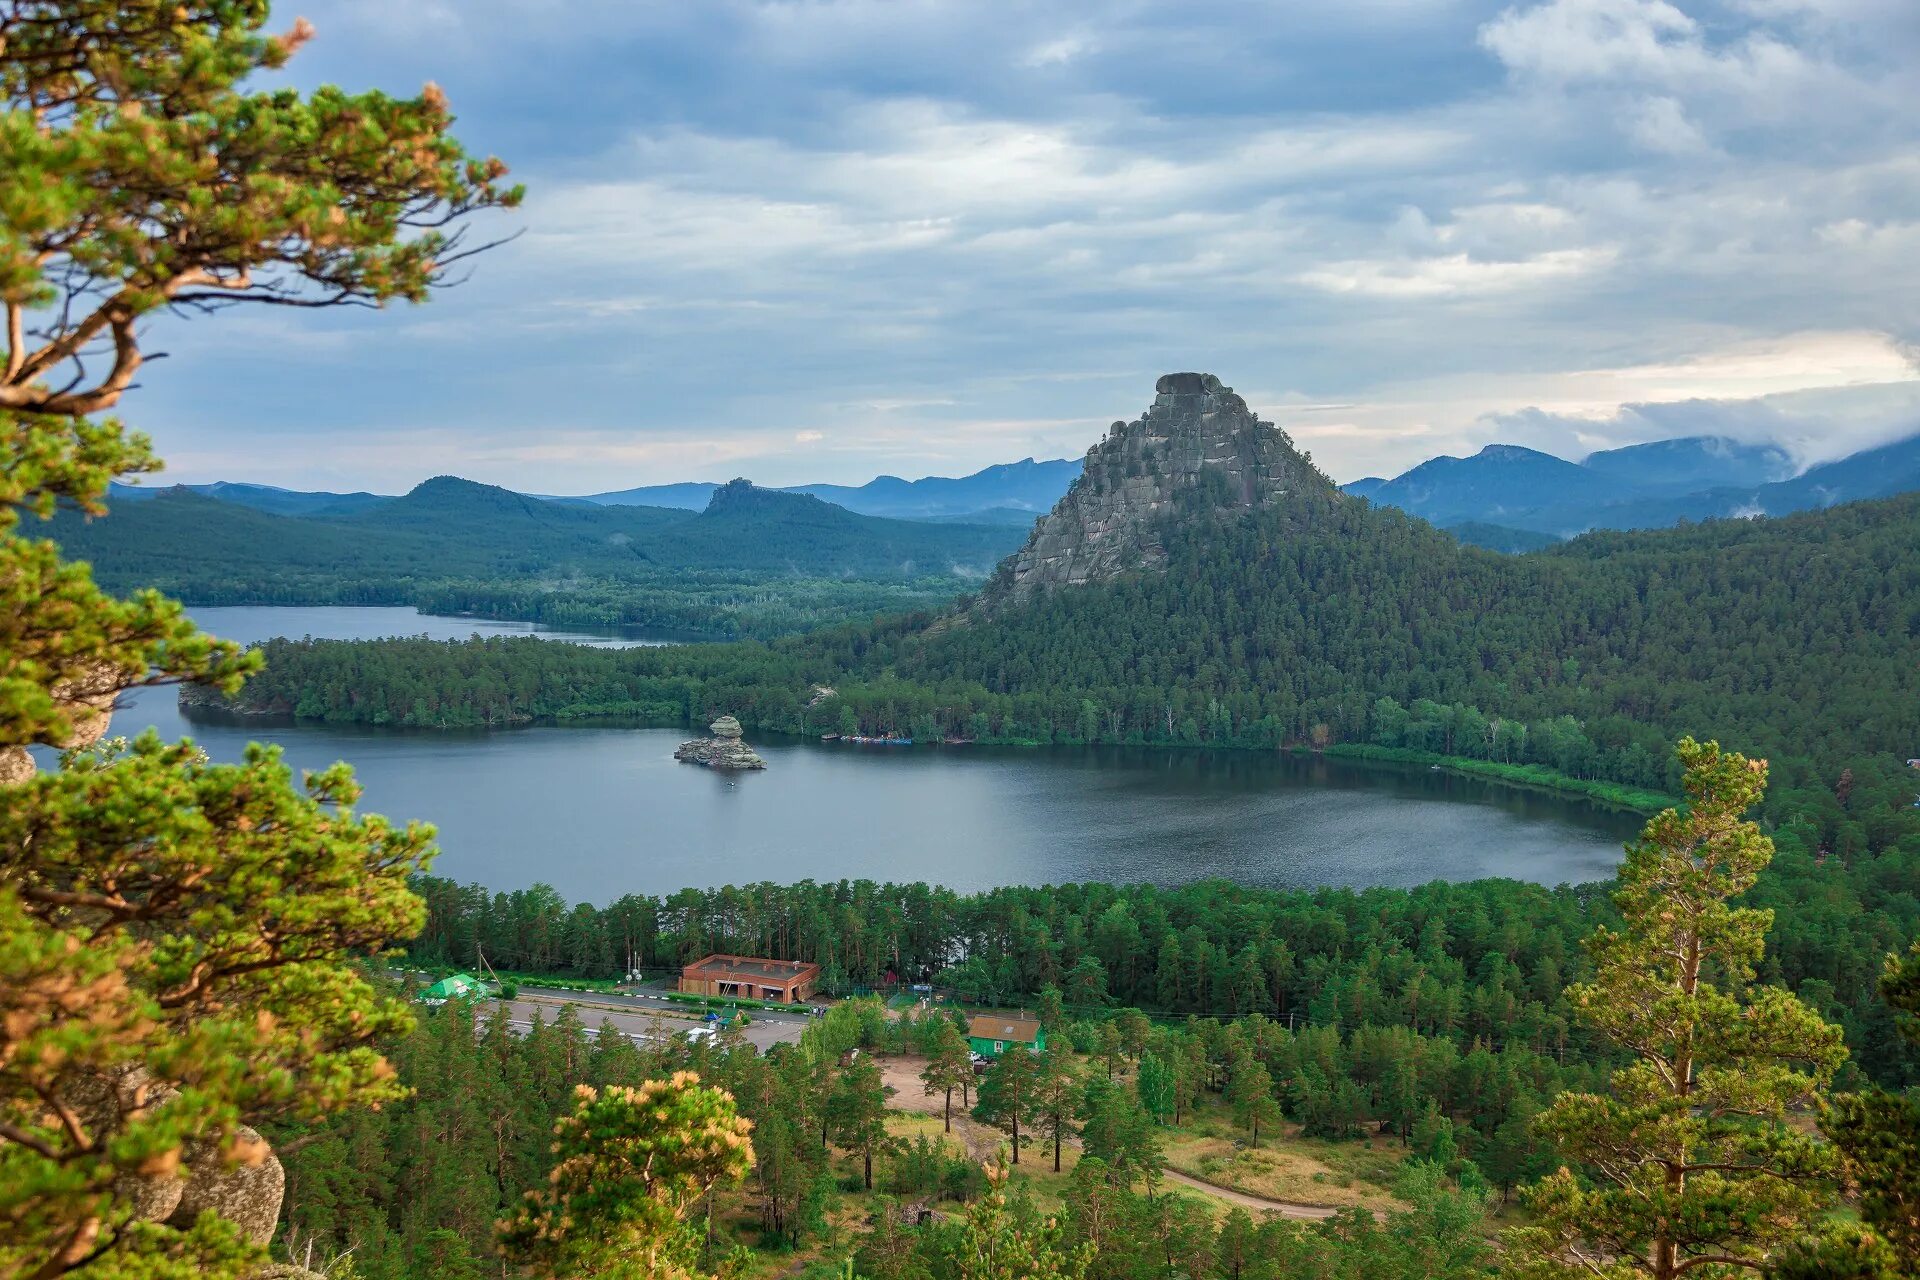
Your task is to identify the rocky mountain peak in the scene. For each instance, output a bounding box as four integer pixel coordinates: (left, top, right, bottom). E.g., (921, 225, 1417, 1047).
(986, 372, 1328, 601)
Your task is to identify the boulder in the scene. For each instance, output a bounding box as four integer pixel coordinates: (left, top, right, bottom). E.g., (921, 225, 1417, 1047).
(57, 1067, 285, 1246)
(675, 714, 767, 770)
(165, 1125, 285, 1246)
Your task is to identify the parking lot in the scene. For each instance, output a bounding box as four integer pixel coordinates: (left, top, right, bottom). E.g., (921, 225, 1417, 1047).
(503, 986, 809, 1054)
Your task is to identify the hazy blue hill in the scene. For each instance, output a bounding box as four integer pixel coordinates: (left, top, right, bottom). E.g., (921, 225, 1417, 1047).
(344, 476, 693, 545)
(115, 456, 1086, 524)
(1340, 477, 1388, 501)
(1756, 432, 1920, 513)
(790, 457, 1082, 519)
(565, 480, 719, 511)
(1362, 444, 1629, 529)
(640, 479, 1024, 574)
(108, 480, 391, 516)
(576, 457, 1081, 520)
(50, 474, 1026, 606)
(1443, 521, 1564, 553)
(1581, 435, 1793, 492)
(924, 506, 1046, 526)
(1355, 429, 1920, 534)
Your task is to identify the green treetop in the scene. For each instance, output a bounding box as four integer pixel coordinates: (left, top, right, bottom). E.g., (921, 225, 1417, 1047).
(827, 1052, 889, 1191)
(1772, 940, 1920, 1280)
(974, 1048, 1041, 1167)
(497, 1073, 756, 1280)
(920, 1018, 973, 1134)
(1511, 739, 1848, 1280)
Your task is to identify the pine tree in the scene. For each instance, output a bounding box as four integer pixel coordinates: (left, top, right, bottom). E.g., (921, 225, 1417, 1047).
(1772, 940, 1920, 1280)
(0, 6, 515, 1276)
(974, 1049, 1042, 1167)
(828, 1054, 889, 1190)
(953, 1165, 1090, 1280)
(1033, 1047, 1082, 1173)
(1227, 1057, 1280, 1145)
(497, 1072, 754, 1280)
(1510, 739, 1847, 1279)
(1213, 1207, 1257, 1280)
(921, 1019, 973, 1134)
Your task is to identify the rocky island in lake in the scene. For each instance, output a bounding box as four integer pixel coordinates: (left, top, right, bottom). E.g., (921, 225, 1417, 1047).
(675, 715, 766, 770)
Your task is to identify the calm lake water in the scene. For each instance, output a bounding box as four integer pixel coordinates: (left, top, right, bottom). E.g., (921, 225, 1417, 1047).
(96, 605, 1638, 904)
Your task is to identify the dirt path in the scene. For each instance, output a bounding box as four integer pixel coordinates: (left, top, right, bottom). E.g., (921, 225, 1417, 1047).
(878, 1055, 1340, 1220)
(1159, 1168, 1338, 1220)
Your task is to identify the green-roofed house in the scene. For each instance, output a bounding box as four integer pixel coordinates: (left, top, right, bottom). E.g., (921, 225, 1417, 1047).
(422, 973, 490, 1006)
(967, 1012, 1045, 1059)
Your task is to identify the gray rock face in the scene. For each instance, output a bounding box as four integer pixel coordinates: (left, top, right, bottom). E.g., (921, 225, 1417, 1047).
(675, 715, 767, 770)
(165, 1126, 285, 1246)
(992, 372, 1324, 600)
(58, 1067, 285, 1246)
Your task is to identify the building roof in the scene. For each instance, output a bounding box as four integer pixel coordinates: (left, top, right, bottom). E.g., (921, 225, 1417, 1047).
(423, 973, 487, 1000)
(967, 1013, 1042, 1044)
(682, 953, 821, 984)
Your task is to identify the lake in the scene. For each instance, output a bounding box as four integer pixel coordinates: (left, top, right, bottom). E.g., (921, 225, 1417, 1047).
(97, 605, 1637, 904)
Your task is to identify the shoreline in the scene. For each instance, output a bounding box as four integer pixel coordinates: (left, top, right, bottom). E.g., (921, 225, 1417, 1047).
(1307, 743, 1676, 814)
(180, 693, 1664, 818)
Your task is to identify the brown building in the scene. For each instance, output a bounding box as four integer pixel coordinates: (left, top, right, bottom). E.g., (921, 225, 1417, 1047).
(679, 954, 822, 1004)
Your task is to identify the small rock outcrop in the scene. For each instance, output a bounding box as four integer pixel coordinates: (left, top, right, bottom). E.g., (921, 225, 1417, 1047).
(675, 715, 767, 770)
(62, 1067, 286, 1247)
(165, 1125, 285, 1246)
(988, 372, 1332, 601)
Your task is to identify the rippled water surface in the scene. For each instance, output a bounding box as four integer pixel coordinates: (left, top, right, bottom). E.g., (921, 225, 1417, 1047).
(103, 606, 1638, 903)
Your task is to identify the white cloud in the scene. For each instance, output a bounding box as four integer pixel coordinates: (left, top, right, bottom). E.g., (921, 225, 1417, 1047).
(1023, 33, 1096, 67)
(131, 0, 1920, 492)
(1479, 0, 1812, 101)
(1295, 247, 1616, 297)
(1624, 95, 1711, 155)
(1282, 330, 1920, 478)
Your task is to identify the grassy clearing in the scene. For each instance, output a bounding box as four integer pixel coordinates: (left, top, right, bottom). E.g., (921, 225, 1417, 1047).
(1161, 1101, 1409, 1213)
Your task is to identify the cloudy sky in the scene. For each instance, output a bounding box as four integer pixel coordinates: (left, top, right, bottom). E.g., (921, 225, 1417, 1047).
(137, 0, 1920, 491)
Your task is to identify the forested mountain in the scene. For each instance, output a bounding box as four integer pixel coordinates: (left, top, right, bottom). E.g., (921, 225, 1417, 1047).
(222, 377, 1920, 813)
(108, 478, 392, 515)
(1352, 444, 1626, 529)
(1579, 434, 1793, 491)
(577, 456, 1082, 518)
(1347, 429, 1920, 536)
(635, 478, 1022, 572)
(1440, 521, 1563, 553)
(48, 477, 1029, 634)
(181, 374, 1920, 1109)
(785, 457, 1082, 519)
(343, 474, 696, 543)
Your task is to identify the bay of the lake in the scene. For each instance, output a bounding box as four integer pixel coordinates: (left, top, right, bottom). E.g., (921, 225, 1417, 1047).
(102, 605, 1636, 904)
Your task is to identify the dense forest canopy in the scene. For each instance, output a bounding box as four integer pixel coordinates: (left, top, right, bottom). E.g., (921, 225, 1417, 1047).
(218, 486, 1920, 800)
(49, 476, 1027, 637)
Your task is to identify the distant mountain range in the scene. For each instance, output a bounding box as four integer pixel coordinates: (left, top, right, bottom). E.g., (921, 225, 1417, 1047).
(109, 457, 1086, 525)
(108, 479, 392, 517)
(569, 456, 1084, 520)
(65, 476, 1029, 598)
(1345, 431, 1920, 546)
(103, 426, 1920, 555)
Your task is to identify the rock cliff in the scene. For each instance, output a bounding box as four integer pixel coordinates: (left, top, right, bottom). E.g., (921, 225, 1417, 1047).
(987, 373, 1332, 601)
